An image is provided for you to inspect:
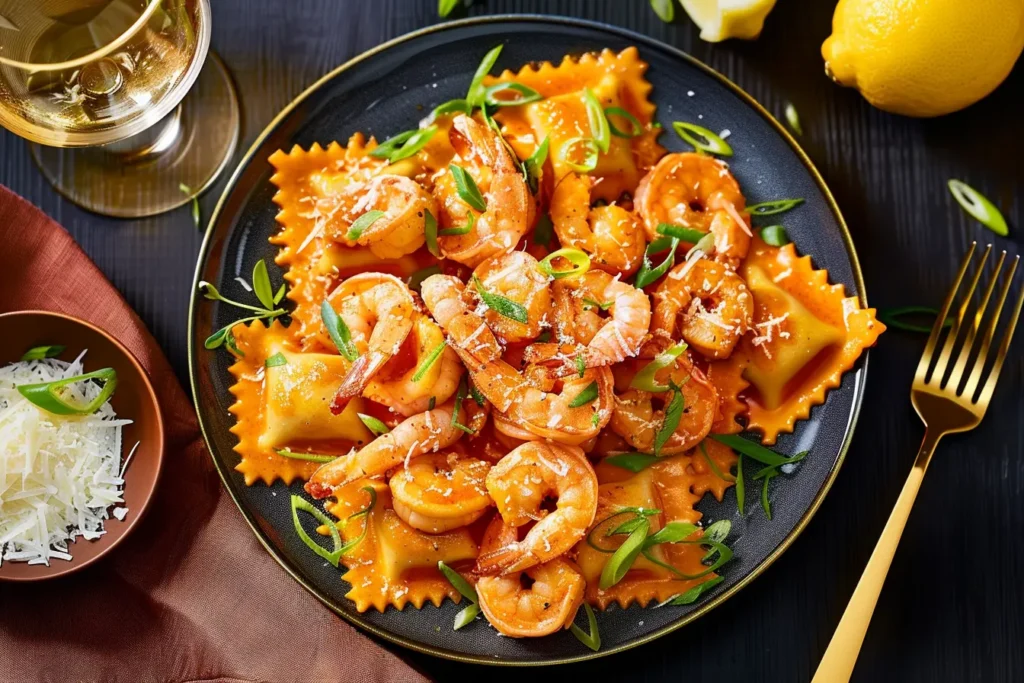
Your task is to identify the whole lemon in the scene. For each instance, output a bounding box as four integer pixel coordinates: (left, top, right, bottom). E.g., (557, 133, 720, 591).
(822, 0, 1024, 117)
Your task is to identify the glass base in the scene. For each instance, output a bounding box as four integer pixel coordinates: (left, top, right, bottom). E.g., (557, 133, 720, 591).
(30, 52, 240, 219)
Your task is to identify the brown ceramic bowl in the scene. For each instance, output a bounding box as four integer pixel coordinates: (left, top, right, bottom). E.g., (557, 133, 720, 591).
(0, 311, 164, 581)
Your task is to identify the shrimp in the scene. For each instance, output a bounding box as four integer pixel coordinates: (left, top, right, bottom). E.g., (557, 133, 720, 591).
(389, 452, 492, 533)
(650, 258, 754, 360)
(420, 273, 502, 369)
(476, 517, 585, 638)
(476, 442, 598, 574)
(472, 250, 553, 344)
(305, 402, 466, 498)
(610, 354, 719, 455)
(325, 273, 416, 414)
(550, 172, 647, 276)
(433, 114, 532, 267)
(364, 312, 462, 416)
(328, 174, 438, 260)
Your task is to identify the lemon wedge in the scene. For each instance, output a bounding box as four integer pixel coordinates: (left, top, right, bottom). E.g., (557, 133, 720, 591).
(680, 0, 777, 42)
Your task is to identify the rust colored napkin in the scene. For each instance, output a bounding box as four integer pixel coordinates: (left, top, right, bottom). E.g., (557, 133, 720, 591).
(0, 186, 430, 683)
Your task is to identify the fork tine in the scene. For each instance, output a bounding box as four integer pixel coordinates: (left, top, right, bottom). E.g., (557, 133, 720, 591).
(947, 250, 1006, 391)
(962, 255, 1018, 399)
(927, 244, 988, 384)
(915, 243, 977, 384)
(976, 263, 1023, 407)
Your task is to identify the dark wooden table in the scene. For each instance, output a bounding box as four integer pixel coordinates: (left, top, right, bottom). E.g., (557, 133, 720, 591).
(2, 1, 1021, 681)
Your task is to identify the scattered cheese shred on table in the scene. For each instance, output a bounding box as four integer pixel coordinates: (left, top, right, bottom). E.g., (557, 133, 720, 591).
(0, 353, 131, 566)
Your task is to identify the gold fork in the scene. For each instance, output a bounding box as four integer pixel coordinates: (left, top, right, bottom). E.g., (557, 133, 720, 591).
(813, 243, 1023, 683)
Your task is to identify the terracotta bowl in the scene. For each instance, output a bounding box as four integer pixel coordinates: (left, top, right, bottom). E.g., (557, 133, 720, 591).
(0, 311, 164, 581)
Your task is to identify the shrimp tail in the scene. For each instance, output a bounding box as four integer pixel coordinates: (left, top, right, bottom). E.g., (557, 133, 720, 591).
(330, 352, 388, 414)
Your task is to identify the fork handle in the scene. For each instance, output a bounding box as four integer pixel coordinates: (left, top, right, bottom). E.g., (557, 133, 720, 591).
(812, 430, 943, 683)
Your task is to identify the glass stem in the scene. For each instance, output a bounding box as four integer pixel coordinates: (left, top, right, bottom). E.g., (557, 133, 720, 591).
(102, 105, 183, 162)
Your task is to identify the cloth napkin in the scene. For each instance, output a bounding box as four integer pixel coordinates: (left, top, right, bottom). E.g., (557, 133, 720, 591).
(0, 186, 430, 683)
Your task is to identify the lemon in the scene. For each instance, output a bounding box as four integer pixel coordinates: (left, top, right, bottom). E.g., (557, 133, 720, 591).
(680, 0, 777, 42)
(822, 0, 1024, 117)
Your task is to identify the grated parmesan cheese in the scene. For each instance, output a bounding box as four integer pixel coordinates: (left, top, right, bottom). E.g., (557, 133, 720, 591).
(0, 355, 132, 566)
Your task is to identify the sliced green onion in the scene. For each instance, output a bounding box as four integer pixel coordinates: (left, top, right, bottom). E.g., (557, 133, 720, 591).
(568, 381, 599, 408)
(321, 300, 360, 362)
(276, 448, 336, 464)
(785, 103, 802, 136)
(484, 81, 542, 108)
(224, 329, 245, 358)
(449, 164, 487, 212)
(701, 519, 732, 559)
(633, 236, 679, 289)
(736, 453, 745, 515)
(346, 210, 386, 241)
(438, 560, 479, 603)
(449, 374, 475, 434)
(642, 535, 733, 580)
(583, 88, 611, 154)
(424, 209, 440, 258)
(407, 264, 442, 293)
(652, 385, 684, 456)
(948, 180, 1009, 236)
(369, 129, 415, 159)
(468, 382, 486, 407)
(631, 343, 687, 392)
(532, 213, 554, 247)
(669, 576, 724, 605)
(699, 441, 735, 483)
(609, 515, 649, 536)
(473, 276, 528, 324)
(538, 248, 591, 280)
(20, 345, 65, 361)
(745, 198, 804, 216)
(642, 521, 699, 547)
(357, 413, 390, 436)
(524, 137, 549, 194)
(711, 434, 805, 468)
(569, 604, 601, 651)
(466, 45, 503, 108)
(649, 0, 675, 22)
(586, 507, 660, 553)
(17, 368, 117, 416)
(290, 495, 344, 566)
(252, 259, 276, 311)
(438, 209, 476, 237)
(427, 98, 472, 122)
(605, 107, 643, 138)
(575, 353, 586, 378)
(559, 137, 600, 173)
(761, 471, 775, 519)
(591, 412, 601, 427)
(751, 451, 808, 481)
(599, 517, 649, 589)
(657, 223, 705, 243)
(760, 225, 790, 247)
(672, 122, 733, 156)
(453, 603, 480, 630)
(274, 282, 287, 304)
(370, 126, 437, 163)
(265, 352, 288, 368)
(604, 452, 659, 473)
(411, 340, 447, 382)
(879, 306, 953, 334)
(438, 0, 459, 18)
(582, 297, 613, 311)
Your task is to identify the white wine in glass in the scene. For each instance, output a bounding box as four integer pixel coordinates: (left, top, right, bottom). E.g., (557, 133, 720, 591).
(0, 0, 239, 218)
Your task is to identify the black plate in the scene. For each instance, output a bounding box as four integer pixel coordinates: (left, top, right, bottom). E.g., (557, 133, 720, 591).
(189, 16, 869, 666)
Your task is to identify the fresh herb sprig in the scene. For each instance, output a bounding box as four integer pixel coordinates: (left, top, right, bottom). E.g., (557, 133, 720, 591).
(290, 487, 375, 567)
(438, 561, 481, 630)
(199, 259, 287, 354)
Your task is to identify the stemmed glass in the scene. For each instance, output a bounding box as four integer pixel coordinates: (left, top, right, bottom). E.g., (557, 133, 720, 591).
(0, 0, 239, 217)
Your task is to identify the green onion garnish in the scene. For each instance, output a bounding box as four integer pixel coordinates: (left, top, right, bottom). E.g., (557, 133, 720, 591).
(411, 340, 447, 382)
(532, 212, 554, 247)
(538, 247, 591, 279)
(265, 352, 288, 368)
(948, 180, 1009, 236)
(603, 452, 659, 472)
(369, 126, 437, 163)
(649, 0, 675, 22)
(290, 487, 375, 567)
(878, 306, 953, 334)
(346, 210, 386, 241)
(672, 122, 733, 156)
(605, 107, 643, 138)
(582, 298, 613, 311)
(785, 103, 802, 135)
(599, 517, 649, 589)
(643, 521, 699, 547)
(428, 396, 436, 410)
(761, 471, 775, 520)
(524, 137, 549, 194)
(438, 560, 481, 630)
(568, 381, 599, 408)
(576, 353, 586, 378)
(469, 382, 486, 407)
(20, 345, 65, 361)
(631, 343, 687, 393)
(669, 576, 724, 605)
(357, 413, 390, 436)
(17, 368, 117, 416)
(652, 385, 684, 456)
(699, 442, 735, 483)
(745, 198, 804, 216)
(438, 210, 476, 237)
(438, 0, 459, 19)
(252, 259, 276, 311)
(710, 434, 806, 469)
(569, 603, 601, 651)
(424, 209, 440, 258)
(427, 98, 472, 122)
(736, 453, 745, 515)
(634, 236, 679, 288)
(559, 137, 600, 173)
(759, 225, 789, 246)
(407, 264, 442, 293)
(583, 88, 611, 154)
(276, 448, 336, 463)
(321, 300, 360, 362)
(466, 45, 503, 109)
(473, 276, 528, 324)
(586, 507, 660, 553)
(591, 412, 601, 427)
(453, 603, 480, 630)
(484, 81, 542, 108)
(657, 223, 705, 243)
(449, 164, 487, 212)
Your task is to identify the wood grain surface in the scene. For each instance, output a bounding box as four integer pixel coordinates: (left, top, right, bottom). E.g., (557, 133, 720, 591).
(1, 1, 1021, 681)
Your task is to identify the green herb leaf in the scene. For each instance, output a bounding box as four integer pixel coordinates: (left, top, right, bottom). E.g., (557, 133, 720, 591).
(370, 127, 437, 163)
(346, 210, 386, 241)
(583, 88, 610, 154)
(634, 236, 679, 288)
(16, 368, 117, 416)
(453, 603, 480, 630)
(745, 198, 805, 216)
(427, 98, 473, 123)
(473, 276, 528, 324)
(450, 164, 487, 211)
(369, 129, 415, 159)
(631, 343, 687, 392)
(357, 413, 390, 436)
(760, 225, 790, 246)
(224, 328, 245, 358)
(672, 122, 733, 156)
(609, 516, 650, 537)
(290, 495, 343, 566)
(582, 297, 613, 311)
(657, 223, 706, 243)
(711, 434, 804, 468)
(438, 209, 476, 237)
(265, 352, 288, 368)
(669, 576, 724, 605)
(469, 382, 486, 407)
(948, 180, 1009, 236)
(604, 452, 659, 473)
(591, 412, 601, 427)
(20, 345, 65, 361)
(198, 281, 221, 301)
(408, 264, 442, 293)
(575, 353, 586, 378)
(321, 300, 360, 362)
(751, 451, 808, 481)
(653, 387, 684, 456)
(736, 453, 745, 515)
(538, 247, 591, 279)
(699, 441, 736, 483)
(878, 306, 953, 334)
(532, 213, 554, 247)
(701, 519, 731, 560)
(568, 381, 599, 408)
(411, 340, 448, 382)
(484, 81, 543, 108)
(643, 521, 699, 547)
(276, 448, 336, 463)
(273, 282, 287, 305)
(438, 561, 479, 603)
(424, 209, 440, 258)
(785, 103, 802, 135)
(761, 471, 775, 520)
(251, 259, 276, 311)
(649, 0, 675, 22)
(559, 137, 600, 173)
(524, 137, 550, 194)
(569, 603, 601, 651)
(605, 107, 643, 138)
(438, 0, 459, 18)
(599, 518, 649, 589)
(467, 45, 503, 109)
(428, 396, 436, 410)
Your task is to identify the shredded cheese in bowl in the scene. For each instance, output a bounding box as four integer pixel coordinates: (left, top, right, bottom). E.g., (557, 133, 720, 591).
(0, 352, 132, 566)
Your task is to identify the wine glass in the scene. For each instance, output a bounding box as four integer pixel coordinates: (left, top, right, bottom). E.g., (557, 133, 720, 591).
(0, 0, 239, 218)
